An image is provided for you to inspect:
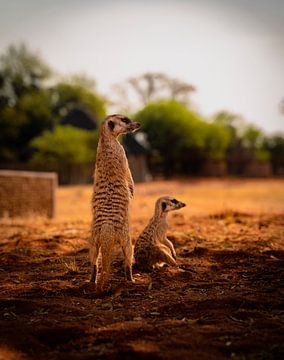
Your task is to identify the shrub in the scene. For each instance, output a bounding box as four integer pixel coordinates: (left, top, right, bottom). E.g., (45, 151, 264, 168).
(31, 125, 98, 166)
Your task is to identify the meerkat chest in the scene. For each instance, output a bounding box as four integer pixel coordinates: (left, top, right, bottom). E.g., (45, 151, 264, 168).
(143, 219, 167, 245)
(153, 222, 167, 242)
(96, 142, 128, 178)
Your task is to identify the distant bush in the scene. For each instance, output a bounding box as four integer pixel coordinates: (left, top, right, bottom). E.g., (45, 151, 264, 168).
(31, 125, 98, 166)
(254, 149, 270, 162)
(0, 43, 106, 162)
(134, 100, 231, 174)
(50, 81, 106, 120)
(264, 133, 284, 173)
(204, 122, 231, 160)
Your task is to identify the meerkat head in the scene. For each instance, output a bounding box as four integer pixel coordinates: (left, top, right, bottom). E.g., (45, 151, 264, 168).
(155, 196, 186, 216)
(103, 114, 140, 137)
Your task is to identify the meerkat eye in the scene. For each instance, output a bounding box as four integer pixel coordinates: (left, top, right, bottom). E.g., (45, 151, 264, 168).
(121, 117, 131, 124)
(162, 202, 167, 211)
(108, 120, 115, 130)
(171, 199, 178, 204)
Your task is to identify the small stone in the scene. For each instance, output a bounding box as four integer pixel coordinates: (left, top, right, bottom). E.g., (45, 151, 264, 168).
(133, 316, 142, 321)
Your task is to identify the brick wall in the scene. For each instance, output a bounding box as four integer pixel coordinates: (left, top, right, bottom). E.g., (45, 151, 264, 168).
(0, 170, 57, 218)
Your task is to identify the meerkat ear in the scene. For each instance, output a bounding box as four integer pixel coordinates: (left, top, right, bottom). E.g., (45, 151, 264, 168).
(108, 120, 115, 130)
(162, 202, 167, 211)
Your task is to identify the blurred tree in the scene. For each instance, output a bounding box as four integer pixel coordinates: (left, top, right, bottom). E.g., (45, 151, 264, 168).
(135, 100, 210, 174)
(64, 73, 97, 91)
(0, 88, 54, 160)
(31, 125, 98, 166)
(241, 124, 270, 161)
(212, 111, 245, 144)
(50, 81, 106, 121)
(241, 125, 263, 149)
(214, 112, 271, 165)
(264, 133, 284, 173)
(0, 43, 51, 106)
(111, 72, 195, 112)
(0, 44, 106, 162)
(204, 122, 231, 160)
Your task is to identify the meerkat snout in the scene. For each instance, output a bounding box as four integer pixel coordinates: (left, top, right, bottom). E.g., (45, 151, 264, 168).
(177, 201, 186, 209)
(128, 121, 140, 132)
(160, 197, 186, 212)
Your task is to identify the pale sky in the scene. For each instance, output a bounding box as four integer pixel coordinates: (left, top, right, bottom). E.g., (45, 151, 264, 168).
(0, 0, 283, 133)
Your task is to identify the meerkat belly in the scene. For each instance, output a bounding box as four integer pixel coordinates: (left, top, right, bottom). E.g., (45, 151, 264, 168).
(92, 178, 129, 230)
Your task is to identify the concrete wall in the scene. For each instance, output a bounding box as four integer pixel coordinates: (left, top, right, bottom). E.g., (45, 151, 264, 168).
(0, 170, 57, 218)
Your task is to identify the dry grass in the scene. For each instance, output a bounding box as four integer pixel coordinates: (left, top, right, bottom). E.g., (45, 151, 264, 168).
(56, 178, 284, 221)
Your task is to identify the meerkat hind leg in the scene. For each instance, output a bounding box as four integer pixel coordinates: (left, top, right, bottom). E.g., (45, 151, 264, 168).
(96, 239, 114, 292)
(122, 239, 135, 283)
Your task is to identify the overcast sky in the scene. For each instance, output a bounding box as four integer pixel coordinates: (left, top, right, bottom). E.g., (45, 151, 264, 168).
(0, 0, 283, 133)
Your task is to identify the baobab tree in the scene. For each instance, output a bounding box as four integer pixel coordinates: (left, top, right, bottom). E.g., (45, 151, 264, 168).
(110, 72, 196, 113)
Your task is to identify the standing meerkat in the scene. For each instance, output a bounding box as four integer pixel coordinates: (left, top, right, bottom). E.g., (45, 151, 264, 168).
(134, 196, 186, 272)
(90, 114, 140, 292)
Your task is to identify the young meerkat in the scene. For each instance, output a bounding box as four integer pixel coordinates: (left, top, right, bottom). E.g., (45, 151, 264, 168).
(134, 196, 186, 272)
(90, 114, 140, 292)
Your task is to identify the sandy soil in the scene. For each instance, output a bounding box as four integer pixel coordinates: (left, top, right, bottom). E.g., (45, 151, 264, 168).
(0, 179, 284, 360)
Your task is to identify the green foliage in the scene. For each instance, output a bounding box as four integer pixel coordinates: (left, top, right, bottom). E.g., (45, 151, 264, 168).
(204, 122, 231, 160)
(31, 125, 98, 165)
(213, 113, 271, 163)
(0, 43, 106, 162)
(0, 43, 51, 104)
(264, 133, 284, 160)
(134, 100, 231, 173)
(240, 124, 270, 161)
(212, 111, 244, 144)
(241, 124, 264, 149)
(136, 100, 205, 146)
(255, 149, 270, 162)
(0, 42, 280, 176)
(50, 81, 106, 121)
(0, 89, 54, 160)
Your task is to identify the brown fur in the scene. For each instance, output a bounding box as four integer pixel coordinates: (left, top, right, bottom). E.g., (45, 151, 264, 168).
(134, 196, 186, 271)
(89, 114, 140, 292)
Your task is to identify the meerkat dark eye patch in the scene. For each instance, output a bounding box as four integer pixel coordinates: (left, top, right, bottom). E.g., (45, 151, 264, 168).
(121, 117, 131, 124)
(171, 199, 178, 204)
(162, 202, 167, 211)
(108, 120, 115, 130)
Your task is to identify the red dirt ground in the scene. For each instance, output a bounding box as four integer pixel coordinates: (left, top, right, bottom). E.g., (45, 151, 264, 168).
(0, 179, 284, 360)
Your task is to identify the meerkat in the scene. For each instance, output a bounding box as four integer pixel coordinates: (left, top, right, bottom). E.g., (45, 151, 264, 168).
(89, 114, 140, 292)
(134, 196, 186, 272)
